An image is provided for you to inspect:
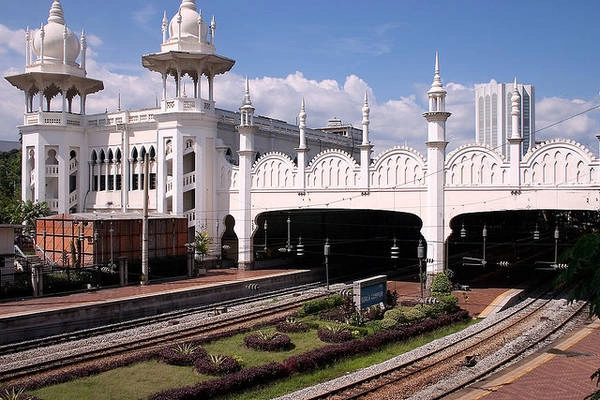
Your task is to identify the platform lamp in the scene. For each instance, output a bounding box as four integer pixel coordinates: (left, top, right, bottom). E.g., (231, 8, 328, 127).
(533, 224, 540, 241)
(279, 215, 292, 253)
(460, 223, 467, 239)
(296, 236, 304, 256)
(109, 221, 114, 270)
(417, 239, 425, 302)
(390, 238, 399, 269)
(263, 219, 268, 253)
(554, 226, 560, 264)
(324, 238, 331, 290)
(482, 224, 488, 266)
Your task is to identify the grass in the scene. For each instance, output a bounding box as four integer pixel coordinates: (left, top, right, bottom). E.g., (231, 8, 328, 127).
(31, 360, 206, 400)
(216, 319, 476, 400)
(29, 318, 476, 400)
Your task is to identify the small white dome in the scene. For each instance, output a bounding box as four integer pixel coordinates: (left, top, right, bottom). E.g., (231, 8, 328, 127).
(31, 1, 80, 65)
(168, 0, 208, 42)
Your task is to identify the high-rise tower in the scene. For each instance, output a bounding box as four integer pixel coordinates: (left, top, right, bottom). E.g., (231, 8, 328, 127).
(475, 80, 535, 157)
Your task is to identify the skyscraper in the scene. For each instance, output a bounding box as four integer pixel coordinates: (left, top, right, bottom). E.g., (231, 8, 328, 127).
(475, 80, 535, 158)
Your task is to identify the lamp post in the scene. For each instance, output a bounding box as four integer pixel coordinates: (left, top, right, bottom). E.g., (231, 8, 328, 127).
(286, 215, 291, 252)
(296, 236, 304, 256)
(482, 224, 488, 266)
(417, 239, 425, 302)
(263, 220, 268, 253)
(215, 220, 220, 268)
(533, 223, 540, 240)
(109, 222, 114, 270)
(554, 226, 559, 264)
(324, 238, 330, 290)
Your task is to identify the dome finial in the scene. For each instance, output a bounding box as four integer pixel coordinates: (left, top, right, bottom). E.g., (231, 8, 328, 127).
(180, 0, 197, 11)
(432, 51, 442, 88)
(48, 0, 66, 25)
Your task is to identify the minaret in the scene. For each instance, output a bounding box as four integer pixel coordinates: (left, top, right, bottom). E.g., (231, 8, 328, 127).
(508, 77, 523, 185)
(422, 52, 451, 283)
(236, 78, 258, 269)
(296, 98, 308, 193)
(358, 92, 372, 190)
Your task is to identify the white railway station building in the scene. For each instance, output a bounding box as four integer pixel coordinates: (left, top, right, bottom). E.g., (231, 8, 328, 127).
(6, 0, 600, 278)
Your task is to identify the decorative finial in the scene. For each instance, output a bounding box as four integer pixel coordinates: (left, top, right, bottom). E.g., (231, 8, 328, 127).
(243, 77, 252, 105)
(181, 0, 197, 11)
(48, 0, 66, 25)
(432, 51, 443, 88)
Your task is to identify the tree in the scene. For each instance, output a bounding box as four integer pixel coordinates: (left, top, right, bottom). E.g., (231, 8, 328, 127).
(555, 232, 600, 399)
(5, 200, 51, 234)
(193, 229, 212, 273)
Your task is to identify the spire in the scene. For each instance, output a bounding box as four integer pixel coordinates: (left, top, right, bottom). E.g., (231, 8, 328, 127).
(427, 52, 447, 112)
(243, 76, 252, 105)
(48, 0, 66, 25)
(298, 98, 307, 150)
(511, 77, 521, 139)
(162, 11, 168, 43)
(361, 92, 370, 146)
(430, 51, 443, 90)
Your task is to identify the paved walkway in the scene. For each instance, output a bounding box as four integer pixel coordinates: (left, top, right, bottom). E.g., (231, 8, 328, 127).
(0, 269, 302, 318)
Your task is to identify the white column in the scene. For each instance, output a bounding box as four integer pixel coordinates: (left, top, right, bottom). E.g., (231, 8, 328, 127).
(359, 92, 372, 190)
(296, 99, 307, 192)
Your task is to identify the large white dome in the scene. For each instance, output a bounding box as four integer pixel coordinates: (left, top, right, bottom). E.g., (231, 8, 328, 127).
(168, 0, 208, 42)
(31, 1, 80, 65)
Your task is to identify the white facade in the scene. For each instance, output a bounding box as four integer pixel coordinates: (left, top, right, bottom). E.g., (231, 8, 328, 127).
(6, 1, 600, 275)
(475, 80, 535, 158)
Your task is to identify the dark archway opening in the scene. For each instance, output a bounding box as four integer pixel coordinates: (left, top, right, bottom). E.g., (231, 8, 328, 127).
(255, 209, 423, 282)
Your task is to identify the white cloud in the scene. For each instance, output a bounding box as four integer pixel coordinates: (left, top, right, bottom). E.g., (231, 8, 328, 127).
(0, 21, 598, 158)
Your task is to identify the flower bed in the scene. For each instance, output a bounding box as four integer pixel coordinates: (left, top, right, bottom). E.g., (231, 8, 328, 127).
(244, 331, 294, 351)
(276, 318, 310, 333)
(194, 354, 241, 376)
(317, 326, 353, 343)
(157, 343, 207, 366)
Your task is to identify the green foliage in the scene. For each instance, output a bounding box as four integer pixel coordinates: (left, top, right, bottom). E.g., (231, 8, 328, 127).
(555, 232, 600, 319)
(300, 294, 344, 316)
(555, 233, 600, 400)
(433, 294, 459, 312)
(379, 317, 398, 330)
(0, 149, 21, 210)
(193, 230, 212, 257)
(430, 272, 452, 295)
(1, 200, 50, 234)
(383, 308, 406, 324)
(403, 307, 426, 322)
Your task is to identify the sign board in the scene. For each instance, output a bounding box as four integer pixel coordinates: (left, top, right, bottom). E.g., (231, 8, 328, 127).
(353, 275, 387, 310)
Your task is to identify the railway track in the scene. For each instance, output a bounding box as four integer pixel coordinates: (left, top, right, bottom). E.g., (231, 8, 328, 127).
(0, 283, 329, 388)
(285, 287, 585, 400)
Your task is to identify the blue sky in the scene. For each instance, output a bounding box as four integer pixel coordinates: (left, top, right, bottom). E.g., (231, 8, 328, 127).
(1, 0, 599, 154)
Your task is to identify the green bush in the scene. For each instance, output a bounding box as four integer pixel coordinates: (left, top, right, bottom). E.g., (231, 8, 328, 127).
(300, 294, 344, 316)
(379, 317, 398, 330)
(431, 272, 452, 295)
(403, 307, 426, 322)
(383, 308, 405, 323)
(433, 294, 459, 312)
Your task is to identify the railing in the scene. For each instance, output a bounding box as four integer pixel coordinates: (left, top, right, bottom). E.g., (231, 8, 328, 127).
(183, 172, 196, 190)
(184, 209, 196, 227)
(47, 198, 59, 212)
(69, 191, 78, 208)
(163, 98, 215, 113)
(23, 112, 83, 127)
(14, 244, 26, 258)
(35, 243, 57, 267)
(45, 165, 59, 176)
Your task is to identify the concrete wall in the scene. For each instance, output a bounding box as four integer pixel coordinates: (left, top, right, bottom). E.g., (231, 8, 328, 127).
(0, 269, 319, 345)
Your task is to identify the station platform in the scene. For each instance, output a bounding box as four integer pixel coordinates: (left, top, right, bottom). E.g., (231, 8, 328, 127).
(0, 268, 317, 344)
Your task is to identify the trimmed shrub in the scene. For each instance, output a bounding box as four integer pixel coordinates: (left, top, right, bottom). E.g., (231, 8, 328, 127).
(317, 325, 353, 343)
(195, 354, 241, 376)
(244, 331, 294, 351)
(403, 307, 426, 322)
(434, 294, 459, 312)
(431, 272, 452, 295)
(379, 317, 398, 330)
(300, 295, 344, 316)
(158, 343, 207, 366)
(276, 317, 309, 333)
(383, 308, 405, 323)
(149, 362, 289, 400)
